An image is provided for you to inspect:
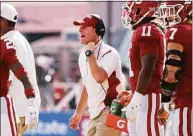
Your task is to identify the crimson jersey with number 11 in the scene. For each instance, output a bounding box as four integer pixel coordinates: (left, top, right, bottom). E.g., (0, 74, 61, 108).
(128, 23, 165, 94)
(0, 38, 18, 97)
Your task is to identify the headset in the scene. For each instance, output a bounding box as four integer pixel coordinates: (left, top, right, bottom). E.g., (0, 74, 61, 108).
(90, 14, 106, 38)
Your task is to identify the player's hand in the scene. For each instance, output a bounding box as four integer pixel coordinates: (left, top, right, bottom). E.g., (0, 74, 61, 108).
(26, 98, 39, 130)
(122, 103, 141, 122)
(17, 117, 28, 136)
(158, 103, 169, 125)
(121, 91, 143, 122)
(69, 112, 82, 130)
(117, 90, 132, 105)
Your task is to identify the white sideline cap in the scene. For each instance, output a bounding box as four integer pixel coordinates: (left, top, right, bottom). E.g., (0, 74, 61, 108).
(1, 3, 18, 22)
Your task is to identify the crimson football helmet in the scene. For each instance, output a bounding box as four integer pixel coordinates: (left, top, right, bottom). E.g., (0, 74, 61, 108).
(121, 1, 159, 29)
(159, 1, 192, 28)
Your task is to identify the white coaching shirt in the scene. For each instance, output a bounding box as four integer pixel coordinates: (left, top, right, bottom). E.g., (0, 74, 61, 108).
(2, 30, 41, 117)
(79, 40, 125, 119)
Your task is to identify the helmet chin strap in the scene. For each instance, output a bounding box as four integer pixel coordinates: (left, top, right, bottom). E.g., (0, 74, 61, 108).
(169, 21, 178, 27)
(184, 9, 193, 22)
(132, 10, 151, 28)
(188, 10, 192, 16)
(151, 18, 162, 26)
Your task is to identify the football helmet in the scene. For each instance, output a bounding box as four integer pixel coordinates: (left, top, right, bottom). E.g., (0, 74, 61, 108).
(121, 1, 159, 29)
(159, 1, 192, 28)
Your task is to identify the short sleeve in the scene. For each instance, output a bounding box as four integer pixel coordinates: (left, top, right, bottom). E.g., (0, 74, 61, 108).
(166, 25, 191, 47)
(137, 26, 159, 57)
(138, 37, 158, 57)
(1, 39, 18, 68)
(4, 49, 18, 68)
(78, 50, 85, 77)
(99, 50, 119, 77)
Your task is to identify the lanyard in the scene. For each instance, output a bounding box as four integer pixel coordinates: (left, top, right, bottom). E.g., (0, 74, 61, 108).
(97, 40, 102, 60)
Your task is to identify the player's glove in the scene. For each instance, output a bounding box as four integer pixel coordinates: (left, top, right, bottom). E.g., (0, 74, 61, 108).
(158, 103, 170, 125)
(17, 117, 28, 136)
(122, 91, 143, 122)
(25, 98, 39, 129)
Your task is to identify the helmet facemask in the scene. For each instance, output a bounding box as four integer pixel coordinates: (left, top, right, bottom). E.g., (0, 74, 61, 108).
(121, 3, 133, 29)
(159, 4, 184, 28)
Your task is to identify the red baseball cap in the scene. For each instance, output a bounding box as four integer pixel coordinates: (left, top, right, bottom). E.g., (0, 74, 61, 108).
(73, 15, 98, 28)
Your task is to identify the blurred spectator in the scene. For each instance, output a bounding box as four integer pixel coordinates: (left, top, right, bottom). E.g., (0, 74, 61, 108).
(53, 84, 66, 105)
(69, 77, 82, 109)
(36, 53, 56, 111)
(52, 72, 67, 105)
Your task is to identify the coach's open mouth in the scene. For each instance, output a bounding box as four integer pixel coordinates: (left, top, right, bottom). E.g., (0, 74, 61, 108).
(81, 35, 85, 38)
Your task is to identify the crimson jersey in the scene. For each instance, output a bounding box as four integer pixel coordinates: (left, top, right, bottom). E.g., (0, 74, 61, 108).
(129, 23, 165, 94)
(0, 38, 18, 97)
(166, 22, 192, 107)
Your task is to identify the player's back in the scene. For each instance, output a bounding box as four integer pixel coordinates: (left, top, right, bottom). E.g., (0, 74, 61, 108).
(0, 39, 16, 96)
(129, 23, 165, 94)
(1, 31, 40, 116)
(166, 22, 192, 107)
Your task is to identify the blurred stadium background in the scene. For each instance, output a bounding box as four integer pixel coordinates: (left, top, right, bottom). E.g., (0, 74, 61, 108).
(4, 1, 132, 135)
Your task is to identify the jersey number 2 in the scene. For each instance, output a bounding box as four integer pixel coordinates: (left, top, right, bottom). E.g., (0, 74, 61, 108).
(4, 39, 15, 49)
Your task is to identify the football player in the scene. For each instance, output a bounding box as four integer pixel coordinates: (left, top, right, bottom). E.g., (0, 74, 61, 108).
(158, 1, 192, 136)
(0, 38, 38, 135)
(121, 1, 165, 136)
(0, 3, 41, 135)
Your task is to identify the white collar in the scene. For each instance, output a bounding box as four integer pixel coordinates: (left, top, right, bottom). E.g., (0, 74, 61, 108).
(94, 39, 103, 58)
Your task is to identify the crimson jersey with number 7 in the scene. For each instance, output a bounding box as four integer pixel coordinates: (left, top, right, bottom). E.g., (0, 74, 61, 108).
(0, 39, 18, 96)
(129, 23, 165, 94)
(166, 22, 192, 108)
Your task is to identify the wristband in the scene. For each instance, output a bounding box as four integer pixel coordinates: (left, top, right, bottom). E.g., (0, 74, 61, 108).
(25, 88, 35, 98)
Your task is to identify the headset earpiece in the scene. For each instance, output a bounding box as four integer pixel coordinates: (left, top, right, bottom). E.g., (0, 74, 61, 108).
(89, 14, 105, 38)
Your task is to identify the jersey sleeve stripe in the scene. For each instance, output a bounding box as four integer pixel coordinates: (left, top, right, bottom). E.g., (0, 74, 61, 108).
(5, 96, 17, 136)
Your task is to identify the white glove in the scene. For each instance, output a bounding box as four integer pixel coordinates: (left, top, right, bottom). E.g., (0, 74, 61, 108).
(25, 98, 39, 129)
(122, 92, 143, 122)
(84, 42, 96, 51)
(163, 102, 170, 112)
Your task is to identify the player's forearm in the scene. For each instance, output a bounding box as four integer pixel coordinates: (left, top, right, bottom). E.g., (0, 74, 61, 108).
(19, 76, 35, 98)
(10, 62, 35, 98)
(136, 69, 154, 95)
(136, 54, 157, 94)
(87, 55, 108, 83)
(163, 42, 183, 83)
(75, 85, 88, 116)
